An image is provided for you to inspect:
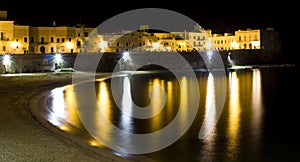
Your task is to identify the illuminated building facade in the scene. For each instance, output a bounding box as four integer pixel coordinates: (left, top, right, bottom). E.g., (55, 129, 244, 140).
(0, 20, 29, 54)
(0, 11, 281, 54)
(29, 25, 94, 54)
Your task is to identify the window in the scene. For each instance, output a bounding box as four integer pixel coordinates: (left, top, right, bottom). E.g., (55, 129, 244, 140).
(62, 38, 65, 42)
(68, 38, 71, 42)
(30, 37, 34, 43)
(84, 32, 88, 37)
(57, 38, 60, 43)
(24, 37, 27, 42)
(77, 40, 81, 47)
(41, 37, 44, 44)
(51, 47, 54, 53)
(2, 46, 6, 51)
(238, 36, 241, 41)
(78, 33, 81, 37)
(50, 37, 54, 43)
(16, 39, 19, 42)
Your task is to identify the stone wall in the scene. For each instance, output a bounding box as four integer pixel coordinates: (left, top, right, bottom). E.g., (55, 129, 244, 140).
(0, 50, 283, 74)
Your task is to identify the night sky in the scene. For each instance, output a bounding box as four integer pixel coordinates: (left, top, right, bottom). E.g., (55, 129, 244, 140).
(0, 1, 297, 63)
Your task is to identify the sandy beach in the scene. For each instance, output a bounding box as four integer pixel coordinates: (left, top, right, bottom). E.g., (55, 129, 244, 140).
(0, 72, 131, 162)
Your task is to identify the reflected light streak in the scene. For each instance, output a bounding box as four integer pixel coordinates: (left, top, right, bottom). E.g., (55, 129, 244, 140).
(178, 76, 188, 131)
(98, 81, 111, 119)
(95, 81, 112, 146)
(200, 73, 217, 161)
(228, 71, 241, 157)
(166, 81, 173, 121)
(251, 69, 263, 139)
(120, 77, 133, 132)
(48, 87, 66, 127)
(150, 78, 165, 130)
(64, 85, 81, 129)
(204, 73, 216, 133)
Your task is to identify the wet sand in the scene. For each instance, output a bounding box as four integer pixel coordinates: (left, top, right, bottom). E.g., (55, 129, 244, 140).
(0, 72, 130, 161)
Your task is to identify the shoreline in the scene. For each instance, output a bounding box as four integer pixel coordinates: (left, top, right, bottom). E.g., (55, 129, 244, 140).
(0, 72, 134, 161)
(28, 74, 154, 162)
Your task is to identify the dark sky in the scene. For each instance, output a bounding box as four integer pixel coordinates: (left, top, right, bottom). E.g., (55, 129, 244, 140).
(0, 2, 290, 31)
(0, 1, 297, 62)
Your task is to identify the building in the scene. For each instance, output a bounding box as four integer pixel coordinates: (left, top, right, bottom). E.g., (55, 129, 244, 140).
(0, 10, 281, 54)
(29, 24, 94, 54)
(0, 20, 30, 54)
(210, 28, 281, 52)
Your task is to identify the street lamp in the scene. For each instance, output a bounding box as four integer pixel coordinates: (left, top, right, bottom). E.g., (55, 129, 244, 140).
(1, 54, 12, 73)
(53, 53, 64, 70)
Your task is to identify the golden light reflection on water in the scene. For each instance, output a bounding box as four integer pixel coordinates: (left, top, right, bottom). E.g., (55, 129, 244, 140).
(49, 85, 85, 133)
(44, 70, 269, 161)
(49, 87, 66, 127)
(95, 80, 113, 144)
(228, 71, 241, 157)
(178, 76, 188, 132)
(203, 73, 216, 135)
(64, 85, 81, 129)
(200, 73, 217, 161)
(167, 81, 174, 121)
(251, 69, 263, 144)
(150, 78, 165, 131)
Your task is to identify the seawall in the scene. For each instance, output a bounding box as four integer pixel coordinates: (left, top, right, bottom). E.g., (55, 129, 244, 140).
(0, 50, 283, 74)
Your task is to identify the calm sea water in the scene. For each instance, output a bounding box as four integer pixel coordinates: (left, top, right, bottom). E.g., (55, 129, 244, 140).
(45, 65, 300, 162)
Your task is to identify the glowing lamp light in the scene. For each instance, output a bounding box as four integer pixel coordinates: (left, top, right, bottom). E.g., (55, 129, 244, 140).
(66, 42, 73, 49)
(3, 54, 12, 66)
(206, 50, 213, 60)
(230, 41, 239, 49)
(99, 41, 108, 51)
(205, 41, 213, 50)
(122, 51, 130, 61)
(54, 53, 63, 64)
(251, 41, 260, 49)
(152, 42, 159, 49)
(12, 41, 18, 49)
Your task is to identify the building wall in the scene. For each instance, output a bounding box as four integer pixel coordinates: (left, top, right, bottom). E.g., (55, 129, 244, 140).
(0, 21, 15, 53)
(0, 17, 281, 55)
(234, 29, 261, 49)
(14, 25, 30, 54)
(29, 26, 94, 54)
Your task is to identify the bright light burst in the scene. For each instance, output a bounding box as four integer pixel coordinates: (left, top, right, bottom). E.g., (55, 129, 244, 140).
(122, 51, 130, 61)
(2, 54, 12, 66)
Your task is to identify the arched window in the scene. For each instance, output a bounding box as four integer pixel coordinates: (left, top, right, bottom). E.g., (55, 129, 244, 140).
(40, 46, 45, 54)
